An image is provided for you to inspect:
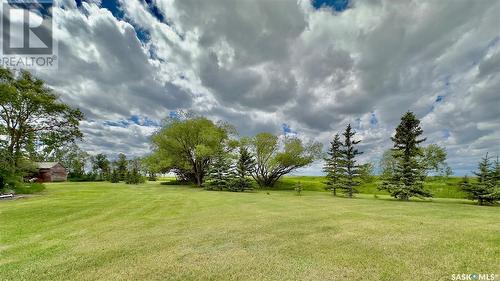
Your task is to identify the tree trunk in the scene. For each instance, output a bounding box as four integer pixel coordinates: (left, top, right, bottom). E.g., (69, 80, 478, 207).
(194, 174, 202, 186)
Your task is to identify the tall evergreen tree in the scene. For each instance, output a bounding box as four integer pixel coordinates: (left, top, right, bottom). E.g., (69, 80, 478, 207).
(379, 112, 431, 200)
(492, 156, 500, 185)
(340, 124, 362, 198)
(205, 149, 234, 191)
(110, 169, 120, 183)
(323, 134, 344, 196)
(230, 146, 255, 192)
(476, 153, 493, 183)
(461, 153, 500, 205)
(115, 153, 128, 181)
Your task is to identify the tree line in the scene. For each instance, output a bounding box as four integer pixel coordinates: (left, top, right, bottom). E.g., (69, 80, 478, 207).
(57, 148, 148, 185)
(144, 116, 322, 191)
(144, 111, 498, 205)
(323, 112, 499, 204)
(1, 67, 498, 205)
(0, 68, 148, 192)
(0, 68, 83, 192)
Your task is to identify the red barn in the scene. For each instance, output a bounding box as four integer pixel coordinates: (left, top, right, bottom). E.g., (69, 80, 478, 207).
(35, 162, 68, 182)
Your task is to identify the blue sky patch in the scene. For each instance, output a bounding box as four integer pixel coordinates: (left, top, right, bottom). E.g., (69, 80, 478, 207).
(282, 123, 298, 136)
(104, 115, 160, 128)
(103, 120, 129, 128)
(134, 27, 151, 43)
(312, 0, 349, 11)
(128, 115, 160, 127)
(369, 112, 378, 126)
(143, 0, 166, 23)
(169, 111, 180, 120)
(100, 0, 124, 19)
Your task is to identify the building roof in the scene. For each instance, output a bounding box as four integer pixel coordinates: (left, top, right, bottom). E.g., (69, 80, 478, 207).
(35, 162, 63, 169)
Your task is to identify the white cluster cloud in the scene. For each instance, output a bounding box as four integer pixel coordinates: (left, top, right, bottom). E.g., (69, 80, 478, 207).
(26, 0, 500, 174)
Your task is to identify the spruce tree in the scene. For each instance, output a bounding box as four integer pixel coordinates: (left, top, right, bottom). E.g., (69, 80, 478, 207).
(205, 149, 234, 191)
(110, 169, 120, 183)
(115, 154, 128, 181)
(229, 146, 255, 192)
(461, 153, 500, 205)
(340, 124, 362, 198)
(379, 112, 431, 200)
(323, 133, 344, 196)
(125, 168, 145, 184)
(492, 156, 500, 185)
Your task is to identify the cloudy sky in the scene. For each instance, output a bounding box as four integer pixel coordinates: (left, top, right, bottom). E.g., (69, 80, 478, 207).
(25, 0, 500, 175)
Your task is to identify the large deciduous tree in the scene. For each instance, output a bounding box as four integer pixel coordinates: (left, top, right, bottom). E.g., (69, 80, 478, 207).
(0, 68, 84, 166)
(250, 132, 322, 188)
(379, 112, 431, 200)
(379, 149, 400, 179)
(91, 153, 110, 181)
(141, 153, 168, 181)
(359, 163, 375, 183)
(0, 149, 16, 191)
(422, 144, 452, 177)
(50, 143, 88, 178)
(380, 144, 452, 180)
(150, 117, 233, 186)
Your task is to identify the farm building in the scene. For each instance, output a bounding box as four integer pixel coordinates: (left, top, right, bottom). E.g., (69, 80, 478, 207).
(35, 162, 68, 182)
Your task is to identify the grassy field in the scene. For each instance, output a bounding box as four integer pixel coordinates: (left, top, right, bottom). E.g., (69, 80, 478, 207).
(1, 181, 499, 281)
(160, 176, 467, 198)
(274, 176, 467, 198)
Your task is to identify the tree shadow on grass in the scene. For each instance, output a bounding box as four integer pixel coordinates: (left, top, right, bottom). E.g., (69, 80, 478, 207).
(372, 195, 496, 206)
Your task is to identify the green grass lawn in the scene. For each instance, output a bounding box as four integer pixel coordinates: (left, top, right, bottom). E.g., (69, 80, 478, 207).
(1, 181, 499, 281)
(275, 176, 467, 198)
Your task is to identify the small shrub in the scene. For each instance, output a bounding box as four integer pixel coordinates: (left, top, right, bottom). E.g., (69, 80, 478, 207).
(125, 169, 145, 184)
(161, 179, 189, 185)
(69, 173, 100, 182)
(148, 173, 157, 181)
(14, 183, 45, 194)
(227, 177, 253, 192)
(294, 182, 303, 196)
(110, 170, 120, 183)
